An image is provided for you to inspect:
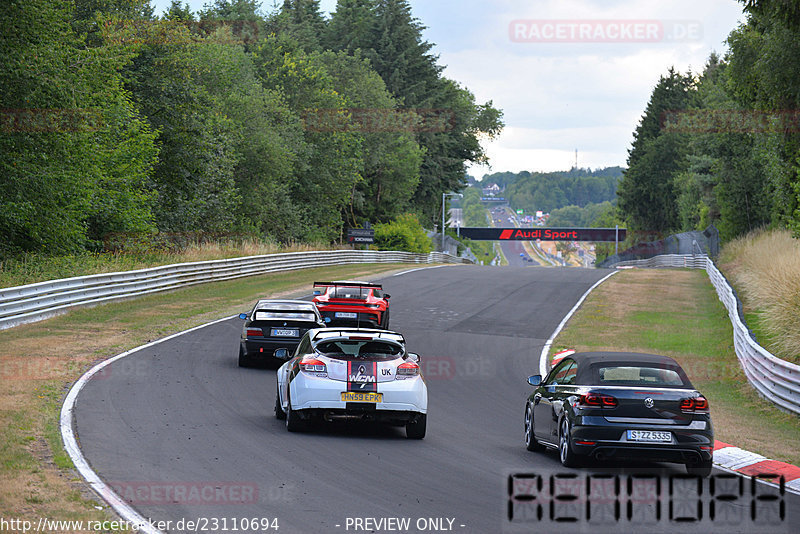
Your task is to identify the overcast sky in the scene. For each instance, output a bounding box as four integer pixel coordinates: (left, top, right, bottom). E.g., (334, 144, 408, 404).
(151, 0, 747, 179)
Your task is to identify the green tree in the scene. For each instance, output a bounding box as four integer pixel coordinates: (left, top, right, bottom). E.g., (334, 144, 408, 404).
(1, 0, 158, 256)
(315, 50, 424, 226)
(372, 213, 432, 252)
(617, 69, 694, 231)
(727, 3, 800, 233)
(254, 36, 363, 241)
(191, 26, 305, 241)
(327, 0, 503, 224)
(266, 0, 326, 53)
(119, 20, 242, 233)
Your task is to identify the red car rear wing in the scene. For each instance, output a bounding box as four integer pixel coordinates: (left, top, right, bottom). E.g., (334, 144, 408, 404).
(313, 281, 383, 290)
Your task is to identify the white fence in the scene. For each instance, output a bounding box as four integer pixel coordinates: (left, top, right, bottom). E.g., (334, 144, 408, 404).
(611, 254, 800, 416)
(0, 250, 470, 330)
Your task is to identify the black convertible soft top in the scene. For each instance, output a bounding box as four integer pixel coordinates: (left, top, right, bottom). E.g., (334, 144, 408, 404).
(563, 352, 694, 388)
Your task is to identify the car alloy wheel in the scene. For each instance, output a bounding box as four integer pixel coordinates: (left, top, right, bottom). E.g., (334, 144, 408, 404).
(559, 418, 580, 467)
(524, 404, 544, 451)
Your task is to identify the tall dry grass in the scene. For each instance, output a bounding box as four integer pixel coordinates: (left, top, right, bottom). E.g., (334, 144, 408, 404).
(0, 239, 343, 289)
(720, 228, 800, 363)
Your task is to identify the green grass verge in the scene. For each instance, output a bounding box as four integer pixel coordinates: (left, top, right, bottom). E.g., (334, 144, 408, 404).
(550, 268, 800, 465)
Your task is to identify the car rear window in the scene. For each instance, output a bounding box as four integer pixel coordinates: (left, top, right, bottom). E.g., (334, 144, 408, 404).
(254, 311, 317, 322)
(594, 365, 691, 387)
(316, 340, 402, 360)
(330, 287, 370, 299)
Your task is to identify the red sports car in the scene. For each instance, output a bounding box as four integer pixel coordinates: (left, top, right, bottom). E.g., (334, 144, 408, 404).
(312, 281, 390, 329)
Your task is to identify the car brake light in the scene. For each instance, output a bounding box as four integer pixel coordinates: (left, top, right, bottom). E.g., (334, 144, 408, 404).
(300, 357, 327, 376)
(246, 328, 263, 337)
(580, 392, 617, 408)
(396, 361, 419, 378)
(680, 396, 709, 413)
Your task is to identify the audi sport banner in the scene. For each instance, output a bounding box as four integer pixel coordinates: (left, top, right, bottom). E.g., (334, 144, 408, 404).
(458, 227, 626, 242)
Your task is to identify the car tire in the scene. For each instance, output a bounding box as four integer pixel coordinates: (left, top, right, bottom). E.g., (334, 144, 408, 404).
(381, 309, 390, 329)
(524, 404, 545, 452)
(686, 459, 712, 477)
(238, 345, 250, 368)
(274, 384, 286, 420)
(406, 413, 426, 439)
(285, 392, 305, 432)
(558, 418, 581, 468)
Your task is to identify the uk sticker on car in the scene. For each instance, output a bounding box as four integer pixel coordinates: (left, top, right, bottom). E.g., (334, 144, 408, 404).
(627, 430, 672, 442)
(335, 312, 358, 319)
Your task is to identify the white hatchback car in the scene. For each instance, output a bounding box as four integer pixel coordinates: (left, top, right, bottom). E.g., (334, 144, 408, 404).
(275, 328, 427, 438)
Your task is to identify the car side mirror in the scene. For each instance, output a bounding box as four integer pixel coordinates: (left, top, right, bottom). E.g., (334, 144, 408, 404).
(238, 313, 248, 320)
(527, 375, 542, 387)
(384, 294, 391, 299)
(407, 352, 420, 363)
(273, 348, 291, 360)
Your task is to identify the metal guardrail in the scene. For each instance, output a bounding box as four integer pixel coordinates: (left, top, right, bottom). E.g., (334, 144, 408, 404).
(611, 253, 710, 269)
(609, 254, 800, 416)
(0, 250, 470, 330)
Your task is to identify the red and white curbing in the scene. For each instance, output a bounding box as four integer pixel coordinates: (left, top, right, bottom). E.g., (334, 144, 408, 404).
(714, 440, 800, 494)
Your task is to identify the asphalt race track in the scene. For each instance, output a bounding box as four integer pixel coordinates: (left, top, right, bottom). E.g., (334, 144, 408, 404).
(73, 265, 796, 534)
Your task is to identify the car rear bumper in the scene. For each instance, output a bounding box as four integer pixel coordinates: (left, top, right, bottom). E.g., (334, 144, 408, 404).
(290, 373, 427, 414)
(318, 310, 381, 328)
(570, 423, 714, 464)
(242, 339, 299, 359)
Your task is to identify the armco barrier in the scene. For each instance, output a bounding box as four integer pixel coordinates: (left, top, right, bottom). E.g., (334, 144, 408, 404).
(0, 250, 470, 331)
(609, 254, 800, 416)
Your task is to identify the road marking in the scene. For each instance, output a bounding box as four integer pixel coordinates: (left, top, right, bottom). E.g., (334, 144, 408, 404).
(392, 264, 452, 277)
(537, 271, 618, 376)
(60, 315, 235, 534)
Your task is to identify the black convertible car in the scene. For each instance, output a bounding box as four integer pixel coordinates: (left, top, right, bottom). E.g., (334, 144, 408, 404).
(524, 352, 714, 476)
(238, 299, 324, 367)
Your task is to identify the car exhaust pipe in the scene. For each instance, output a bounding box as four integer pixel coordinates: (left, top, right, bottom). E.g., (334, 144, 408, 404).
(324, 413, 366, 422)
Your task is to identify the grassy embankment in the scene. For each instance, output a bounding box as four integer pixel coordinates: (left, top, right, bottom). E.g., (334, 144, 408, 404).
(0, 240, 338, 289)
(0, 262, 413, 532)
(549, 263, 800, 464)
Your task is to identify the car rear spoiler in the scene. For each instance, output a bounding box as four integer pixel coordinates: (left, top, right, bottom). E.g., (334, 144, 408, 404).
(312, 328, 404, 344)
(313, 281, 383, 289)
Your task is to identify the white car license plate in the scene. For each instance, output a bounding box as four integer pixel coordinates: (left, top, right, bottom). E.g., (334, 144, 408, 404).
(627, 430, 672, 442)
(271, 328, 299, 337)
(335, 312, 358, 319)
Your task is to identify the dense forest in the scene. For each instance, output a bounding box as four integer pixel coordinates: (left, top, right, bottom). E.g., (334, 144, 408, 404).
(0, 0, 503, 258)
(617, 0, 800, 241)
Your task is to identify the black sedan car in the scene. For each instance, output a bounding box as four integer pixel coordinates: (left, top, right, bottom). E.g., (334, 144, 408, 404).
(524, 352, 714, 476)
(238, 300, 325, 367)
